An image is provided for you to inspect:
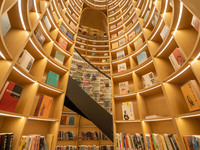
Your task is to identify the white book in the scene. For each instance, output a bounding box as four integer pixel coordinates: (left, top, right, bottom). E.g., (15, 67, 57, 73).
(44, 16, 52, 31)
(118, 29, 124, 36)
(116, 50, 125, 59)
(122, 101, 135, 120)
(1, 13, 11, 37)
(117, 63, 127, 72)
(119, 81, 129, 94)
(17, 50, 35, 72)
(134, 38, 143, 49)
(118, 38, 126, 46)
(142, 72, 155, 88)
(160, 25, 169, 40)
(70, 21, 76, 30)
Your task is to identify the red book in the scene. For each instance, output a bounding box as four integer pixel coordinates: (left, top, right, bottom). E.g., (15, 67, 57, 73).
(150, 134, 155, 150)
(0, 81, 23, 112)
(124, 134, 129, 148)
(58, 37, 68, 50)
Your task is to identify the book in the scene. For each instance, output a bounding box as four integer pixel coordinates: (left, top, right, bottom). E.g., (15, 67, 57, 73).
(183, 135, 194, 150)
(45, 71, 60, 87)
(160, 25, 169, 40)
(0, 81, 23, 112)
(109, 17, 115, 22)
(58, 37, 68, 49)
(152, 12, 159, 27)
(1, 13, 11, 37)
(135, 25, 141, 34)
(54, 51, 65, 64)
(132, 15, 138, 23)
(142, 72, 155, 88)
(112, 42, 118, 49)
(181, 80, 200, 111)
(17, 50, 35, 72)
(111, 33, 117, 39)
(116, 50, 125, 59)
(34, 94, 53, 118)
(128, 31, 135, 40)
(119, 81, 129, 94)
(134, 38, 143, 49)
(110, 24, 117, 30)
(144, 10, 150, 22)
(169, 47, 185, 70)
(121, 101, 135, 120)
(118, 63, 127, 72)
(118, 29, 124, 36)
(5, 133, 13, 150)
(126, 23, 133, 31)
(70, 21, 76, 30)
(34, 28, 45, 45)
(43, 16, 52, 31)
(60, 25, 67, 34)
(52, 11, 59, 23)
(60, 116, 67, 125)
(119, 38, 126, 46)
(67, 32, 74, 40)
(69, 116, 75, 125)
(191, 15, 200, 32)
(137, 51, 148, 65)
(117, 21, 123, 26)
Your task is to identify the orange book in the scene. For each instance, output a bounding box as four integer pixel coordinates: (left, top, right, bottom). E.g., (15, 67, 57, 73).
(181, 80, 200, 111)
(34, 95, 53, 118)
(58, 37, 68, 50)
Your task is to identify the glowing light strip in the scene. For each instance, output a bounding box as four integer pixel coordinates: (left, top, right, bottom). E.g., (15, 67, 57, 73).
(141, 0, 149, 17)
(34, 0, 38, 13)
(87, 44, 108, 47)
(150, 19, 164, 41)
(173, 2, 183, 35)
(108, 2, 119, 11)
(0, 51, 6, 59)
(138, 84, 161, 94)
(114, 92, 136, 98)
(0, 113, 24, 118)
(53, 0, 62, 19)
(166, 65, 190, 82)
(66, 8, 78, 24)
(112, 56, 129, 64)
(115, 120, 141, 123)
(76, 41, 87, 45)
(77, 36, 87, 40)
(109, 9, 121, 17)
(73, 0, 81, 10)
(120, 0, 130, 10)
(130, 44, 147, 57)
(133, 60, 153, 72)
(13, 66, 37, 83)
(47, 9, 58, 28)
(39, 21, 53, 42)
(48, 59, 67, 71)
(54, 43, 71, 56)
(179, 113, 200, 119)
(192, 52, 200, 63)
(162, 0, 168, 18)
(113, 71, 133, 78)
(88, 39, 109, 42)
(143, 118, 172, 122)
(68, 2, 80, 16)
(157, 36, 173, 57)
(28, 117, 57, 121)
(86, 49, 109, 52)
(60, 0, 66, 9)
(125, 21, 139, 35)
(85, 0, 107, 7)
(108, 0, 117, 6)
(123, 12, 136, 26)
(74, 46, 87, 51)
(136, 0, 142, 7)
(39, 83, 63, 93)
(29, 38, 47, 59)
(109, 24, 124, 33)
(18, 0, 26, 30)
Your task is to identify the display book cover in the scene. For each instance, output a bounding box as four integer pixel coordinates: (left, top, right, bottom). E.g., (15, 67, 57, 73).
(191, 15, 200, 32)
(137, 51, 148, 65)
(119, 81, 130, 95)
(142, 72, 155, 88)
(43, 16, 52, 31)
(134, 37, 143, 49)
(119, 38, 126, 46)
(34, 28, 45, 45)
(152, 12, 159, 27)
(160, 25, 169, 40)
(69, 116, 75, 125)
(17, 49, 35, 72)
(121, 101, 135, 120)
(67, 32, 74, 41)
(1, 12, 11, 37)
(45, 70, 60, 87)
(116, 50, 125, 59)
(144, 10, 150, 22)
(60, 115, 67, 125)
(180, 80, 200, 111)
(118, 62, 127, 72)
(54, 51, 65, 65)
(34, 94, 53, 118)
(0, 81, 23, 112)
(168, 47, 185, 70)
(112, 42, 119, 49)
(135, 25, 141, 34)
(58, 37, 68, 50)
(60, 24, 67, 34)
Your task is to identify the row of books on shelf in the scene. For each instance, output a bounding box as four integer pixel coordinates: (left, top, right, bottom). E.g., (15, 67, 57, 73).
(19, 134, 53, 150)
(78, 132, 99, 141)
(56, 145, 114, 150)
(60, 116, 76, 125)
(58, 131, 76, 141)
(0, 133, 13, 150)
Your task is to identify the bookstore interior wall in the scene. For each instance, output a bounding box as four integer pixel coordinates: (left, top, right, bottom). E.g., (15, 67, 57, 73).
(0, 0, 200, 149)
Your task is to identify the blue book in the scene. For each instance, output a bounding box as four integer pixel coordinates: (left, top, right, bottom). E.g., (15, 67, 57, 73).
(68, 116, 75, 125)
(137, 51, 148, 64)
(122, 133, 126, 148)
(193, 136, 199, 150)
(135, 25, 141, 34)
(60, 25, 67, 34)
(67, 32, 74, 41)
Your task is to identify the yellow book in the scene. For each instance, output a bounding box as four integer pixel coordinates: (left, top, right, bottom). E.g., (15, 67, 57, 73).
(181, 80, 200, 111)
(19, 136, 26, 150)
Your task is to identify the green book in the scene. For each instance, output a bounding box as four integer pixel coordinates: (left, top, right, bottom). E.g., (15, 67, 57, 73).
(45, 71, 59, 87)
(69, 116, 75, 125)
(54, 51, 65, 65)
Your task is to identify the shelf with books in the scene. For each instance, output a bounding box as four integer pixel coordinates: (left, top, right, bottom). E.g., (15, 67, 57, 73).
(112, 57, 131, 74)
(111, 46, 128, 60)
